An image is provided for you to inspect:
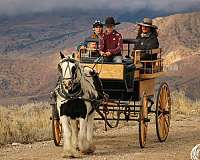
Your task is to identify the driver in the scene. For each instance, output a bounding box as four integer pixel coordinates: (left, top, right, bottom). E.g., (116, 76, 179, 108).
(99, 17, 123, 63)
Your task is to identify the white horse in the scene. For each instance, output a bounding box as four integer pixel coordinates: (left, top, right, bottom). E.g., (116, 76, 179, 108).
(54, 52, 98, 158)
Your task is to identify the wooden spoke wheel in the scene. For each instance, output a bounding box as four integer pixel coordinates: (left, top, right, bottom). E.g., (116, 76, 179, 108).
(139, 93, 149, 148)
(156, 82, 171, 142)
(52, 117, 62, 146)
(52, 104, 62, 146)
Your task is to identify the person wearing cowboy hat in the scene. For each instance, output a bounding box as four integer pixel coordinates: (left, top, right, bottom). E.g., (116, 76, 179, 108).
(134, 17, 159, 50)
(99, 16, 123, 63)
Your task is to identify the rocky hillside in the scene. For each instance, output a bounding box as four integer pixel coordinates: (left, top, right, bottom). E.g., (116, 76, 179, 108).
(0, 11, 200, 104)
(0, 12, 94, 56)
(154, 11, 200, 98)
(154, 11, 200, 64)
(0, 54, 57, 96)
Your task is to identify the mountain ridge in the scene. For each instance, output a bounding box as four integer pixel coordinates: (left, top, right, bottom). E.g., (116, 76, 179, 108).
(0, 11, 200, 104)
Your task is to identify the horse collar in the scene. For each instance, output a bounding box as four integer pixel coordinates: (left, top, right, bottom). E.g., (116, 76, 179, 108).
(58, 82, 83, 100)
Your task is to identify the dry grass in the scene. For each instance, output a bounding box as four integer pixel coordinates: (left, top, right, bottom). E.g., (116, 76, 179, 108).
(172, 90, 200, 116)
(0, 102, 51, 145)
(0, 91, 200, 145)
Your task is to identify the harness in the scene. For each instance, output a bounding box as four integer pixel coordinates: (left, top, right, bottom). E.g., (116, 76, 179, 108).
(56, 57, 100, 116)
(57, 81, 83, 100)
(57, 57, 83, 99)
(56, 57, 115, 122)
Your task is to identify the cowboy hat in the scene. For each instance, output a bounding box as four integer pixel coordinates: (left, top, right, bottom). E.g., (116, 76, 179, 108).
(104, 17, 120, 26)
(137, 18, 158, 29)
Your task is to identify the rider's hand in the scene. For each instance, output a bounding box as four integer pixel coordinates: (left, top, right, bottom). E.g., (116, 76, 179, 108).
(105, 52, 112, 57)
(100, 51, 106, 56)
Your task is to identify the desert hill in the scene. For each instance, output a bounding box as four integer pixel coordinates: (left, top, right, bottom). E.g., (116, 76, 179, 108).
(0, 11, 200, 104)
(154, 11, 200, 64)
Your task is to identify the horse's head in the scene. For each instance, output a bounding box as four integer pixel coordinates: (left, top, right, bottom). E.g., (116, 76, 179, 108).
(58, 52, 81, 92)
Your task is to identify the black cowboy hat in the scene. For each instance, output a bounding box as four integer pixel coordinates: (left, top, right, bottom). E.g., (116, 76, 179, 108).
(104, 17, 120, 26)
(137, 18, 158, 29)
(93, 20, 103, 28)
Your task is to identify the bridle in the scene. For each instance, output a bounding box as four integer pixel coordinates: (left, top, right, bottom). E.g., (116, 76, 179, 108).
(58, 57, 83, 99)
(57, 56, 104, 100)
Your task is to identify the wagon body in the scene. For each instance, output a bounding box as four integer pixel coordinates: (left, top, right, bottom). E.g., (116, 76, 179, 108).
(80, 45, 163, 101)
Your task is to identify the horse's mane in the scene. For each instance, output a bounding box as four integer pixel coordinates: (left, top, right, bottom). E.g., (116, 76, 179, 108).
(78, 66, 98, 99)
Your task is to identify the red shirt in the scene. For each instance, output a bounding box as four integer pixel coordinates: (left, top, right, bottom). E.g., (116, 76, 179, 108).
(99, 30, 123, 56)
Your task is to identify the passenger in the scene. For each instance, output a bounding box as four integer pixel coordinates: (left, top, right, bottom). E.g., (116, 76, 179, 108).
(87, 42, 98, 50)
(90, 20, 103, 39)
(87, 41, 100, 57)
(99, 17, 123, 63)
(77, 42, 87, 52)
(134, 18, 159, 50)
(77, 20, 103, 51)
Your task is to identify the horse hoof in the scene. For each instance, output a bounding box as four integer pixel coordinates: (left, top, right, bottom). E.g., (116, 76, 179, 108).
(81, 150, 90, 155)
(76, 146, 80, 151)
(72, 150, 80, 158)
(62, 154, 75, 159)
(81, 146, 96, 155)
(62, 150, 79, 158)
(90, 144, 96, 152)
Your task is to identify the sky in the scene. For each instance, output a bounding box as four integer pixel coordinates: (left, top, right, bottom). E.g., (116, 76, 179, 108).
(0, 0, 200, 16)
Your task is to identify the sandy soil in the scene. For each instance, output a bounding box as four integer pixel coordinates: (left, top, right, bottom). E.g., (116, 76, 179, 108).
(0, 115, 200, 160)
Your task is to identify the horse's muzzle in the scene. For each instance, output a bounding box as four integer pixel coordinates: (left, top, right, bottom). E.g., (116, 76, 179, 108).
(62, 80, 72, 90)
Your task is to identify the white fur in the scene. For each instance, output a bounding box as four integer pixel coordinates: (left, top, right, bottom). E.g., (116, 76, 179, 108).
(55, 60, 98, 158)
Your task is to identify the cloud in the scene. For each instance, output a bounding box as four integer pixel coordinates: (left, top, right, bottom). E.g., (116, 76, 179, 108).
(0, 0, 200, 16)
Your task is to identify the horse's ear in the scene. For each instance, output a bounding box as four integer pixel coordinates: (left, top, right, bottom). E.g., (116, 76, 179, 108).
(72, 52, 75, 58)
(60, 52, 65, 59)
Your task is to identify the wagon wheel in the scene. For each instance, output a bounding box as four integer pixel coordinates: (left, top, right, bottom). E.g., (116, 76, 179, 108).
(139, 93, 148, 148)
(156, 82, 171, 142)
(52, 104, 62, 146)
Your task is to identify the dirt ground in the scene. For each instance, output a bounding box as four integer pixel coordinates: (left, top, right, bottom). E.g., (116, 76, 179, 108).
(0, 115, 200, 160)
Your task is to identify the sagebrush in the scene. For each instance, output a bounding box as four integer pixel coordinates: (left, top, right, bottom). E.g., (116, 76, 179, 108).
(0, 91, 199, 145)
(0, 102, 51, 145)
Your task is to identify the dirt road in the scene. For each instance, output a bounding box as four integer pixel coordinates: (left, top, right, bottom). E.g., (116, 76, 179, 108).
(0, 115, 200, 160)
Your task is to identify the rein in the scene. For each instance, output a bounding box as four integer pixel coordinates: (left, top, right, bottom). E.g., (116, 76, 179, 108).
(83, 55, 104, 77)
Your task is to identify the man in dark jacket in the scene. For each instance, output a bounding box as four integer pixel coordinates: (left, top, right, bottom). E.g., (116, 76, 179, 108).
(99, 17, 123, 63)
(134, 18, 159, 50)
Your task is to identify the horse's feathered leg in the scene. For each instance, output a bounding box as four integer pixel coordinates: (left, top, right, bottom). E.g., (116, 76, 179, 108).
(78, 118, 90, 154)
(87, 112, 96, 154)
(70, 120, 79, 151)
(60, 116, 75, 158)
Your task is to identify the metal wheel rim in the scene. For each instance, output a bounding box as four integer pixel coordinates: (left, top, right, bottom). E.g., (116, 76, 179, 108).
(52, 116, 62, 146)
(139, 93, 148, 148)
